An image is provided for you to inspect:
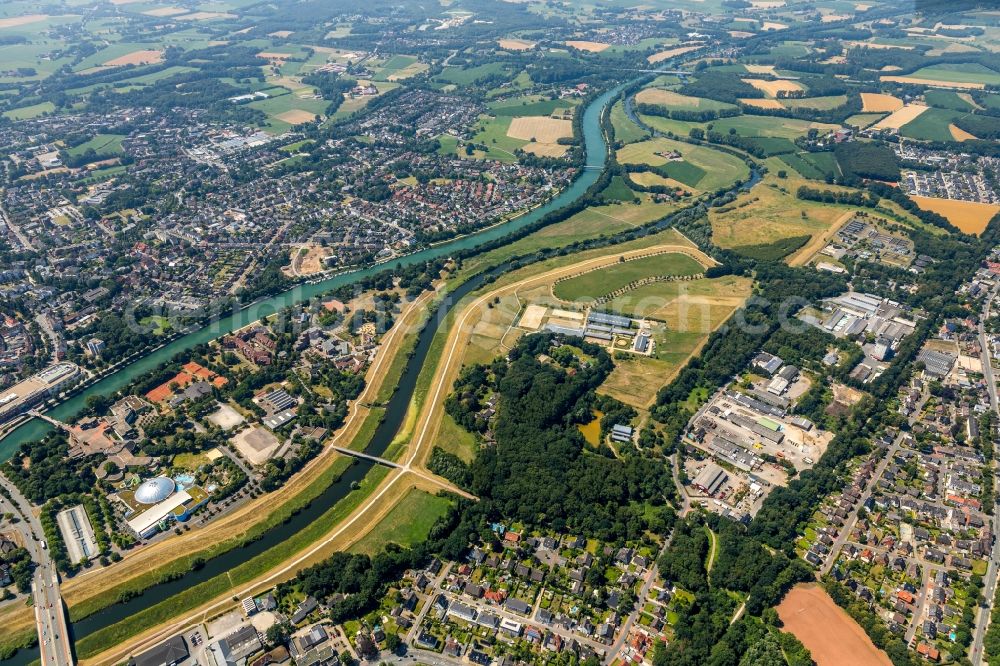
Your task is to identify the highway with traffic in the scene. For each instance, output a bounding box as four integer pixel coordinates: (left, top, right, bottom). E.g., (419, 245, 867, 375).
(0, 472, 73, 665)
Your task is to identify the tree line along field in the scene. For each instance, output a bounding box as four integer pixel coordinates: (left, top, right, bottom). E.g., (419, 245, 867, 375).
(552, 251, 706, 301)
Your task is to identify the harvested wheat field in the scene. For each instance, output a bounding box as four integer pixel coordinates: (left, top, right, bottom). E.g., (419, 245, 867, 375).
(269, 30, 294, 38)
(729, 31, 755, 38)
(881, 75, 985, 90)
(762, 21, 789, 31)
(522, 143, 568, 157)
(104, 49, 164, 66)
(177, 11, 236, 20)
(740, 98, 784, 109)
(507, 116, 573, 143)
(856, 3, 871, 9)
(777, 585, 892, 666)
(822, 13, 851, 22)
(276, 109, 319, 124)
(872, 103, 928, 130)
(911, 196, 1000, 235)
(565, 40, 610, 52)
(0, 13, 50, 27)
(498, 38, 535, 51)
(949, 124, 978, 141)
(647, 45, 702, 64)
(751, 0, 785, 7)
(745, 64, 777, 75)
(742, 78, 802, 97)
(860, 92, 903, 112)
(142, 6, 187, 16)
(636, 89, 708, 107)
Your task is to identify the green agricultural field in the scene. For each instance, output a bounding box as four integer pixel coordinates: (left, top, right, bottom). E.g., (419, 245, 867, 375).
(66, 134, 125, 156)
(374, 54, 418, 80)
(349, 489, 452, 555)
(845, 113, 886, 129)
(601, 176, 637, 202)
(3, 101, 54, 120)
(899, 107, 966, 141)
(907, 62, 1000, 86)
(924, 89, 975, 111)
(636, 88, 737, 113)
(610, 101, 648, 144)
(436, 62, 512, 86)
(489, 95, 578, 117)
(553, 252, 704, 301)
(709, 115, 841, 140)
(469, 114, 526, 163)
(617, 137, 749, 192)
(780, 95, 848, 110)
(779, 151, 839, 180)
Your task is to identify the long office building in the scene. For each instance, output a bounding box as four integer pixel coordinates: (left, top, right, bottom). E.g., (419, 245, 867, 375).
(0, 362, 80, 424)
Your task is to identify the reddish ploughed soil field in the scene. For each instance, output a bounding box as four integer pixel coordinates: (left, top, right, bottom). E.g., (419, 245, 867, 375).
(777, 584, 892, 666)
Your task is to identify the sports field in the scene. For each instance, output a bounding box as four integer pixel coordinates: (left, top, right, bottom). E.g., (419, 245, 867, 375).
(552, 252, 706, 302)
(777, 585, 892, 666)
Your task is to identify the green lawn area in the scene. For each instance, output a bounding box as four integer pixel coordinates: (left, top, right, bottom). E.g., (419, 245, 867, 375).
(601, 175, 637, 202)
(899, 107, 966, 141)
(140, 315, 171, 335)
(780, 95, 848, 110)
(3, 101, 55, 120)
(907, 62, 1000, 86)
(349, 489, 453, 555)
(489, 95, 578, 117)
(779, 151, 839, 180)
(469, 114, 526, 163)
(553, 252, 704, 301)
(610, 100, 648, 144)
(924, 89, 975, 111)
(67, 134, 125, 156)
(436, 62, 512, 86)
(617, 136, 749, 192)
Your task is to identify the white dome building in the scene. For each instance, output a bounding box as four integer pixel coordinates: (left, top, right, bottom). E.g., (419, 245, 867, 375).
(134, 477, 176, 505)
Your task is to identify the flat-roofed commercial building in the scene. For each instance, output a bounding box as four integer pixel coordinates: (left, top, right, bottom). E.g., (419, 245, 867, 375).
(0, 362, 80, 424)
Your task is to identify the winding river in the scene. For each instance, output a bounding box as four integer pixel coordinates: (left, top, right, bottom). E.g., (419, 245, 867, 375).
(0, 83, 625, 664)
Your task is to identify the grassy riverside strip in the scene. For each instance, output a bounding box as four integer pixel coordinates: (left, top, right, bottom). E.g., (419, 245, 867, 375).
(74, 464, 392, 659)
(0, 292, 432, 659)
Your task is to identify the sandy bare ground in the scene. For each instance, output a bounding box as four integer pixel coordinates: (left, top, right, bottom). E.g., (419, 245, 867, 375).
(507, 116, 573, 143)
(647, 45, 702, 64)
(498, 38, 534, 51)
(275, 109, 319, 125)
(104, 50, 163, 67)
(740, 98, 784, 109)
(787, 211, 854, 267)
(0, 288, 443, 646)
(910, 196, 1000, 235)
(777, 584, 892, 666)
(958, 92, 984, 109)
(872, 103, 928, 130)
(742, 78, 802, 97)
(0, 14, 50, 27)
(949, 123, 978, 141)
(881, 75, 985, 90)
(565, 40, 610, 52)
(860, 92, 903, 112)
